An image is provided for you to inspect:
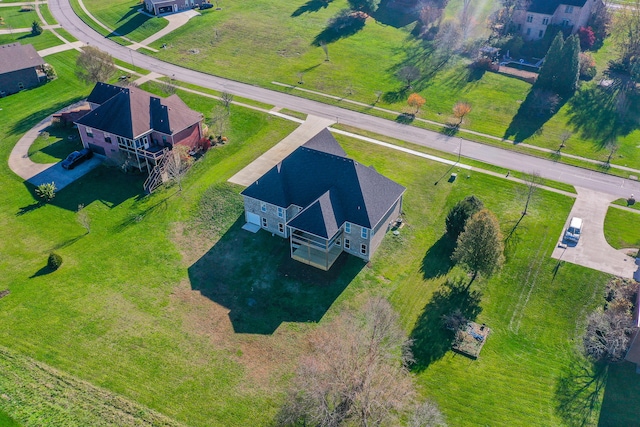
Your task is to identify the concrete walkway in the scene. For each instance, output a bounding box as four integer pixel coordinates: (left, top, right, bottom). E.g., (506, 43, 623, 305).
(0, 24, 60, 35)
(228, 115, 336, 186)
(136, 9, 199, 48)
(0, 1, 47, 7)
(38, 40, 84, 56)
(551, 187, 639, 278)
(132, 71, 164, 86)
(8, 111, 101, 190)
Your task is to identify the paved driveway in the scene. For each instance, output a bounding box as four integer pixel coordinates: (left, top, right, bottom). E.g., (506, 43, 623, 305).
(551, 187, 638, 278)
(8, 117, 102, 191)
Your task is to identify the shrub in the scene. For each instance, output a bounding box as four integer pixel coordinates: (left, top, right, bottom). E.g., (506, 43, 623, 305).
(35, 182, 56, 202)
(31, 20, 43, 36)
(445, 195, 484, 239)
(578, 26, 596, 50)
(47, 253, 62, 271)
(579, 52, 596, 81)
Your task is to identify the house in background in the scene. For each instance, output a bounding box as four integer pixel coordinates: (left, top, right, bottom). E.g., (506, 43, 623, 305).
(241, 130, 406, 271)
(143, 0, 206, 15)
(512, 0, 599, 41)
(75, 82, 204, 192)
(0, 43, 46, 97)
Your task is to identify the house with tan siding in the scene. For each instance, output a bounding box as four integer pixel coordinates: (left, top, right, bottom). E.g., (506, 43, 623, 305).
(241, 130, 405, 271)
(512, 0, 600, 41)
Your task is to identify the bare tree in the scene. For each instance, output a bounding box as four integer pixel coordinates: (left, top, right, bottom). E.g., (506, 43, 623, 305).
(220, 91, 234, 112)
(452, 102, 471, 126)
(165, 145, 193, 191)
(277, 298, 416, 427)
(76, 46, 116, 84)
(458, 0, 473, 41)
(604, 138, 618, 167)
(409, 400, 447, 427)
(398, 66, 420, 89)
(521, 171, 542, 216)
(374, 90, 383, 104)
(77, 203, 91, 234)
(210, 105, 230, 141)
(558, 131, 571, 153)
(583, 309, 636, 363)
(320, 41, 330, 61)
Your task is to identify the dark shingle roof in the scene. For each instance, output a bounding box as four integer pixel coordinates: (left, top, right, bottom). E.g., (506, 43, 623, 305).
(527, 0, 587, 14)
(303, 129, 347, 157)
(242, 133, 405, 238)
(0, 43, 44, 75)
(76, 83, 202, 139)
(86, 82, 125, 105)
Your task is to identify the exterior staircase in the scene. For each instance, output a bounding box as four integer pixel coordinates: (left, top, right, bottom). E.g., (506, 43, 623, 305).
(143, 148, 170, 193)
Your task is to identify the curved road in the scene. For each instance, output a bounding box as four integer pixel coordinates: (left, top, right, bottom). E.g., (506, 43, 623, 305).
(50, 0, 640, 199)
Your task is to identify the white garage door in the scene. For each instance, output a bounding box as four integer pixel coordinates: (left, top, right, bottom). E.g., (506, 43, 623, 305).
(246, 212, 261, 226)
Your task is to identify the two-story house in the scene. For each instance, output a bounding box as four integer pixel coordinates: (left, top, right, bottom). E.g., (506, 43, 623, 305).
(143, 0, 206, 15)
(513, 0, 599, 41)
(241, 130, 406, 271)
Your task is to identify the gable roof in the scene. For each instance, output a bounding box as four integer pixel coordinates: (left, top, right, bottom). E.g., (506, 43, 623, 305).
(0, 43, 44, 75)
(76, 83, 202, 139)
(242, 133, 405, 238)
(527, 0, 587, 14)
(302, 129, 347, 157)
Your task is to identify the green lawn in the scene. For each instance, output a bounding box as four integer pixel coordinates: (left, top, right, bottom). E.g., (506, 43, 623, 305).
(604, 207, 640, 250)
(0, 50, 630, 427)
(0, 411, 21, 427)
(28, 126, 83, 164)
(77, 0, 168, 42)
(0, 30, 63, 51)
(0, 7, 40, 29)
(38, 3, 56, 26)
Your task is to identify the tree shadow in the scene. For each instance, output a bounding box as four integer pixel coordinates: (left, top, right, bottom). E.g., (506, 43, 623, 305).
(51, 235, 84, 251)
(567, 86, 640, 147)
(554, 356, 608, 427)
(420, 234, 455, 280)
(16, 201, 43, 216)
(188, 217, 363, 334)
(291, 0, 333, 17)
(108, 5, 151, 38)
(371, 0, 419, 28)
(29, 265, 55, 279)
(598, 361, 640, 426)
(504, 89, 568, 143)
(395, 112, 414, 124)
(440, 124, 458, 136)
(312, 9, 367, 46)
(10, 98, 85, 137)
(410, 278, 483, 371)
(382, 88, 408, 104)
(387, 40, 454, 93)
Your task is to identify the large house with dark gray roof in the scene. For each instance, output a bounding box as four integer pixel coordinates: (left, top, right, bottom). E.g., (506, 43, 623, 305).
(512, 0, 600, 40)
(241, 129, 405, 270)
(0, 43, 46, 97)
(75, 82, 203, 170)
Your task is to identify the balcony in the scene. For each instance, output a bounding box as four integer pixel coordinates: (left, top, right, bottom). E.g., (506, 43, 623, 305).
(290, 229, 343, 271)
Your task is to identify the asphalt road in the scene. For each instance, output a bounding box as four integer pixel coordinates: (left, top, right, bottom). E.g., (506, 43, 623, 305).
(50, 0, 640, 199)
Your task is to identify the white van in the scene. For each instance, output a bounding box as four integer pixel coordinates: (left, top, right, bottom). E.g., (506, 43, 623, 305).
(564, 217, 583, 243)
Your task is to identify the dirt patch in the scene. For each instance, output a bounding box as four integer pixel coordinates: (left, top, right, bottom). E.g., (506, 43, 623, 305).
(0, 290, 9, 299)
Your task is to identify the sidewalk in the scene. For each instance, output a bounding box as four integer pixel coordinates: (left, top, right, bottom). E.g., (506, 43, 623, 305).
(38, 41, 84, 56)
(0, 24, 60, 35)
(228, 115, 336, 186)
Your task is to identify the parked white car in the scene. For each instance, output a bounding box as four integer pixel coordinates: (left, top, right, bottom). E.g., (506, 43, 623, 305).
(564, 217, 583, 243)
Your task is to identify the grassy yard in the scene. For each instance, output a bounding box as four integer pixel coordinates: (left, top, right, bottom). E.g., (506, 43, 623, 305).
(0, 6, 40, 29)
(0, 50, 631, 426)
(0, 411, 21, 427)
(28, 126, 83, 164)
(0, 30, 63, 51)
(604, 207, 640, 250)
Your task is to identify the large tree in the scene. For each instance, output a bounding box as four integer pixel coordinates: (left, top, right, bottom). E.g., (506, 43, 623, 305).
(452, 209, 504, 285)
(277, 298, 422, 427)
(554, 35, 580, 95)
(535, 33, 564, 91)
(76, 46, 116, 84)
(445, 195, 484, 240)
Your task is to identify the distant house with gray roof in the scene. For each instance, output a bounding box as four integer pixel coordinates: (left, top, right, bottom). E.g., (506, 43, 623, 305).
(75, 82, 204, 191)
(0, 43, 46, 97)
(241, 130, 405, 270)
(512, 0, 600, 41)
(143, 0, 206, 15)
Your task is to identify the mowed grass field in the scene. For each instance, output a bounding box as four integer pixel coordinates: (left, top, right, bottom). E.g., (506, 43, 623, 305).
(73, 0, 640, 169)
(0, 50, 632, 427)
(604, 207, 640, 250)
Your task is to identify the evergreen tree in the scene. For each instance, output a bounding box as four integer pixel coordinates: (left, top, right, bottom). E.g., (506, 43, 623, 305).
(554, 35, 580, 95)
(535, 33, 564, 91)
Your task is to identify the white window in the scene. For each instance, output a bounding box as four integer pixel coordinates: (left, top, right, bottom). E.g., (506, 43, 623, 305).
(562, 19, 570, 27)
(277, 207, 284, 218)
(565, 5, 573, 13)
(86, 127, 93, 138)
(538, 30, 544, 38)
(17, 82, 24, 90)
(278, 223, 284, 233)
(261, 217, 267, 228)
(344, 222, 351, 233)
(542, 17, 549, 25)
(526, 15, 533, 23)
(344, 239, 350, 249)
(361, 228, 368, 239)
(526, 28, 531, 35)
(261, 202, 267, 212)
(104, 133, 112, 143)
(361, 244, 367, 255)
(335, 239, 341, 247)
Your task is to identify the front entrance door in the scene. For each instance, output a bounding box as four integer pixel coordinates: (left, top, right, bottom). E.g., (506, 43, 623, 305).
(246, 212, 260, 226)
